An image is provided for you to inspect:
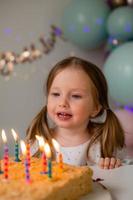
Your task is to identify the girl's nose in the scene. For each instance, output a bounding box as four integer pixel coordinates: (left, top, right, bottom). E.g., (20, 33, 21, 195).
(58, 97, 69, 108)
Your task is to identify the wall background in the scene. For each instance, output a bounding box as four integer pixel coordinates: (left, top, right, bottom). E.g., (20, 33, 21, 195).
(0, 0, 105, 155)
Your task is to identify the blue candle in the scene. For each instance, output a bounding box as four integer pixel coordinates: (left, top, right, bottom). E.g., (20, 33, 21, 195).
(44, 143, 52, 178)
(48, 158, 52, 178)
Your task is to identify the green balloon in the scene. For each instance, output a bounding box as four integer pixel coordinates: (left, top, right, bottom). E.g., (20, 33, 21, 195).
(107, 6, 133, 40)
(104, 42, 133, 106)
(62, 0, 110, 49)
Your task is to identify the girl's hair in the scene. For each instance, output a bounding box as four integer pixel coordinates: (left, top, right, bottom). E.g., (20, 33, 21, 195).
(26, 56, 125, 158)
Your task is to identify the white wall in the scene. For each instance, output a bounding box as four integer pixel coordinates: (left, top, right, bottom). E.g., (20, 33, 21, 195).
(0, 0, 105, 155)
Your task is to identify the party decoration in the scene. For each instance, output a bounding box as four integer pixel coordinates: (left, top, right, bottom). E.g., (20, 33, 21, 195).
(107, 6, 133, 40)
(114, 109, 133, 156)
(127, 0, 133, 6)
(104, 42, 133, 106)
(0, 25, 65, 76)
(62, 0, 110, 49)
(107, 0, 127, 8)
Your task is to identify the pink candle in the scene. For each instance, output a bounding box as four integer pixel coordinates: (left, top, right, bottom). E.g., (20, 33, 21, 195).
(20, 140, 31, 184)
(2, 130, 9, 179)
(36, 135, 47, 174)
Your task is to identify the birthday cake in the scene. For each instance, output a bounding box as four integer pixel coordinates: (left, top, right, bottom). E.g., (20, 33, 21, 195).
(0, 158, 93, 200)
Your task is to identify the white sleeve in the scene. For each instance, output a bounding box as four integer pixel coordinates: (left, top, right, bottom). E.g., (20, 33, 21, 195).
(87, 142, 101, 166)
(30, 140, 39, 156)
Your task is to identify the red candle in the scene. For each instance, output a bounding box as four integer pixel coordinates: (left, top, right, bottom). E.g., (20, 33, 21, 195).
(1, 130, 9, 179)
(26, 143, 31, 167)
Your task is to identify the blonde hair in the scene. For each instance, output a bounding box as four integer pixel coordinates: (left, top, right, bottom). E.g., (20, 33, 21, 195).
(26, 56, 125, 158)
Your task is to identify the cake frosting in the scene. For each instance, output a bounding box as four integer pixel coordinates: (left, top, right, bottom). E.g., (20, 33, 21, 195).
(0, 158, 93, 200)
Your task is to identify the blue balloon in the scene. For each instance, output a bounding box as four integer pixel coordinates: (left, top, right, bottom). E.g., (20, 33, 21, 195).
(107, 6, 133, 40)
(62, 0, 110, 49)
(104, 42, 133, 106)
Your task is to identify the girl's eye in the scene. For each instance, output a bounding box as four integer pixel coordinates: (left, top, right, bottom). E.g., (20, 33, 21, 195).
(51, 92, 60, 96)
(72, 94, 82, 99)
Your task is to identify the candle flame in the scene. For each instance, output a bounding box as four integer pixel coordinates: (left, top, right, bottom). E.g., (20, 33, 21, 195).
(35, 135, 45, 152)
(11, 129, 18, 141)
(52, 139, 60, 152)
(44, 143, 51, 158)
(1, 129, 7, 143)
(20, 140, 27, 156)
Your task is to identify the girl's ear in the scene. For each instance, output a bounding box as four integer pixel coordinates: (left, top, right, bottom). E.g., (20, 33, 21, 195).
(91, 104, 102, 118)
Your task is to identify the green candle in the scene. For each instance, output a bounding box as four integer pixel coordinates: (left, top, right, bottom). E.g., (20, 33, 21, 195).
(11, 129, 21, 162)
(14, 141, 21, 162)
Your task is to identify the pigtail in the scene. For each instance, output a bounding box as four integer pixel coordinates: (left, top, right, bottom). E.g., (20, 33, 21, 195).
(88, 109, 125, 158)
(100, 109, 125, 157)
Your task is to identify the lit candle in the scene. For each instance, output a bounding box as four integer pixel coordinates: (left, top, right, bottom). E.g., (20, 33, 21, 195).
(52, 139, 63, 173)
(20, 140, 31, 184)
(44, 143, 52, 178)
(0, 160, 3, 174)
(26, 142, 31, 168)
(11, 129, 21, 162)
(0, 143, 3, 174)
(1, 129, 9, 179)
(35, 135, 47, 174)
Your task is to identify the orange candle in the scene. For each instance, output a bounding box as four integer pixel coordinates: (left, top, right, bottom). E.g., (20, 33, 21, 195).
(1, 130, 9, 179)
(52, 139, 63, 173)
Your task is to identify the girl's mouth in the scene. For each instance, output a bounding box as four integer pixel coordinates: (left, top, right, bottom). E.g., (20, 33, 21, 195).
(57, 112, 72, 120)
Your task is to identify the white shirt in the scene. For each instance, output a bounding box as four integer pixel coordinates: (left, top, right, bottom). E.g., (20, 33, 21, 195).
(30, 139, 128, 166)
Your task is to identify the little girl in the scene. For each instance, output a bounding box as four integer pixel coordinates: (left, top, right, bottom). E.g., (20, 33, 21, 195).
(26, 56, 126, 169)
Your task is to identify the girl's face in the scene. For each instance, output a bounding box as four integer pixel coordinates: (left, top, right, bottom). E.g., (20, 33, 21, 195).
(47, 67, 100, 130)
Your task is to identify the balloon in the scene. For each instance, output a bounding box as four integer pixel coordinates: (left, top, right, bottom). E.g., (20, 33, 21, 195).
(104, 42, 133, 106)
(62, 0, 110, 49)
(115, 109, 133, 156)
(107, 6, 133, 40)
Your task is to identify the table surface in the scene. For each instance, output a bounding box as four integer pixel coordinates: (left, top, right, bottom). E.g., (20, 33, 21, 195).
(91, 165, 133, 200)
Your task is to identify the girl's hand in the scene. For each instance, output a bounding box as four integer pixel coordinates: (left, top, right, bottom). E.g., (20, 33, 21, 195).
(98, 157, 122, 169)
